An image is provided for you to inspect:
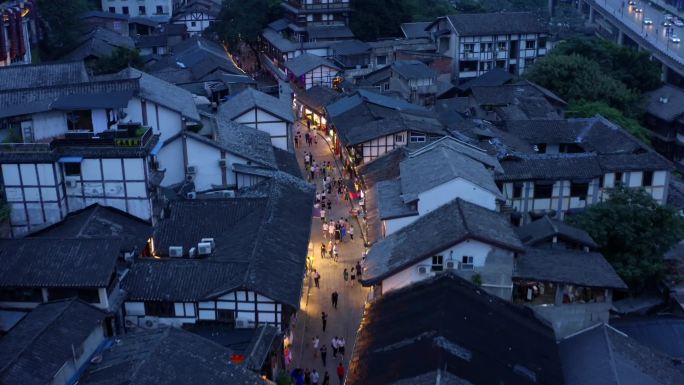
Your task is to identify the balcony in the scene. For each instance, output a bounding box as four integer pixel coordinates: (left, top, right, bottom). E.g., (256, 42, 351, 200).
(52, 125, 154, 148)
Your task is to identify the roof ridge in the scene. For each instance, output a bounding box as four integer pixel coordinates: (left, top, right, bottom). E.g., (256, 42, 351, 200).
(544, 215, 558, 234)
(601, 325, 622, 385)
(456, 199, 470, 237)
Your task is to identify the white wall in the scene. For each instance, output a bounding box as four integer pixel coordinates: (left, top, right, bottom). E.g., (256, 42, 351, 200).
(383, 215, 418, 237)
(101, 0, 173, 20)
(418, 177, 498, 215)
(157, 137, 185, 186)
(304, 65, 338, 89)
(233, 108, 289, 150)
(32, 111, 68, 141)
(123, 97, 183, 143)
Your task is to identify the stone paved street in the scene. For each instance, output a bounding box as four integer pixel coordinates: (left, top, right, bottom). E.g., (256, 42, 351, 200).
(290, 120, 369, 383)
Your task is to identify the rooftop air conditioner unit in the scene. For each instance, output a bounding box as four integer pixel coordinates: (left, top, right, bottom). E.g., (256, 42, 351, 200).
(218, 159, 228, 168)
(188, 247, 197, 258)
(198, 242, 212, 255)
(417, 266, 428, 275)
(445, 261, 456, 270)
(200, 238, 215, 249)
(186, 192, 196, 199)
(139, 316, 159, 329)
(169, 246, 183, 257)
(186, 165, 197, 174)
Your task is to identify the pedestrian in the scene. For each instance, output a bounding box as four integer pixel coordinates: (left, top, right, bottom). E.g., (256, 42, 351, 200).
(305, 132, 310, 145)
(321, 242, 326, 259)
(322, 221, 329, 239)
(334, 227, 341, 243)
(321, 312, 328, 332)
(331, 336, 338, 358)
(343, 268, 349, 286)
(307, 119, 311, 131)
(356, 261, 362, 282)
(305, 369, 311, 385)
(320, 208, 326, 222)
(350, 267, 355, 287)
(331, 291, 339, 309)
(311, 369, 320, 385)
(320, 344, 327, 366)
(338, 337, 346, 357)
(312, 336, 320, 358)
(336, 363, 345, 385)
(322, 371, 330, 385)
(333, 244, 339, 261)
(314, 134, 318, 145)
(294, 135, 300, 148)
(328, 222, 334, 239)
(304, 152, 310, 166)
(313, 270, 320, 288)
(349, 225, 354, 241)
(326, 200, 332, 211)
(340, 225, 346, 241)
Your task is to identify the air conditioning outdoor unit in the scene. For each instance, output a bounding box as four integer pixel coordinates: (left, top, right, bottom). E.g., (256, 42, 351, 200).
(169, 246, 183, 257)
(200, 238, 215, 249)
(417, 266, 428, 275)
(218, 159, 228, 168)
(139, 316, 159, 329)
(445, 261, 456, 270)
(459, 262, 474, 271)
(188, 247, 197, 258)
(186, 165, 197, 174)
(235, 318, 251, 328)
(222, 191, 235, 198)
(186, 191, 196, 199)
(124, 317, 138, 329)
(65, 179, 78, 188)
(197, 242, 212, 255)
(186, 174, 196, 182)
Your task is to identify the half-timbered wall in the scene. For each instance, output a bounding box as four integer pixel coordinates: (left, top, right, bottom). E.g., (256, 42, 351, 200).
(233, 107, 290, 150)
(360, 131, 407, 163)
(173, 11, 216, 35)
(303, 65, 338, 89)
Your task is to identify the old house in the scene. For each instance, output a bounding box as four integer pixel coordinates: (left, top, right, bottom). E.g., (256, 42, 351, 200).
(0, 299, 111, 385)
(516, 215, 598, 251)
(285, 52, 341, 89)
(361, 198, 523, 299)
(121, 173, 313, 331)
(425, 12, 549, 81)
(171, 0, 221, 35)
(643, 84, 684, 163)
(101, 0, 174, 21)
(389, 60, 438, 105)
(218, 88, 294, 150)
(348, 273, 564, 385)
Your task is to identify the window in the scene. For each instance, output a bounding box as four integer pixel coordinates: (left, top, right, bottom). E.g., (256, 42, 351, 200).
(66, 110, 94, 131)
(217, 309, 235, 323)
(409, 133, 426, 143)
(496, 60, 506, 68)
(534, 143, 547, 153)
(191, 21, 197, 27)
(122, 6, 129, 14)
(497, 42, 507, 51)
(614, 172, 623, 186)
(64, 163, 82, 176)
(538, 37, 547, 48)
(156, 5, 163, 14)
(463, 43, 475, 53)
(431, 255, 444, 272)
(108, 6, 116, 13)
(376, 55, 387, 65)
(394, 134, 404, 143)
(459, 61, 478, 72)
(0, 288, 42, 302)
(144, 301, 175, 317)
(138, 5, 145, 14)
(525, 40, 535, 49)
(570, 182, 589, 199)
(482, 43, 493, 52)
(460, 256, 474, 270)
(533, 182, 553, 199)
(513, 183, 523, 198)
(642, 171, 653, 186)
(383, 82, 390, 91)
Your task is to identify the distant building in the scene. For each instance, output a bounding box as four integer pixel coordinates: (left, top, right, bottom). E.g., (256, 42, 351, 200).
(643, 84, 684, 164)
(102, 0, 175, 22)
(389, 60, 438, 106)
(0, 0, 36, 67)
(284, 53, 341, 89)
(171, 0, 221, 36)
(425, 12, 549, 81)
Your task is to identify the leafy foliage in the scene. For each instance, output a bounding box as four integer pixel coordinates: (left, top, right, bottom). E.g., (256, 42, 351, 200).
(208, 0, 281, 49)
(566, 101, 651, 144)
(37, 0, 92, 59)
(567, 186, 684, 291)
(93, 47, 144, 75)
(0, 198, 9, 223)
(350, 0, 455, 41)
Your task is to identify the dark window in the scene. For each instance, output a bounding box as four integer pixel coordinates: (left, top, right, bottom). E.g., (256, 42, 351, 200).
(643, 171, 653, 186)
(191, 21, 197, 27)
(534, 183, 553, 199)
(559, 143, 584, 153)
(513, 183, 523, 198)
(0, 288, 43, 302)
(48, 288, 100, 303)
(217, 309, 235, 323)
(156, 5, 163, 14)
(525, 40, 535, 49)
(570, 182, 589, 198)
(66, 110, 93, 131)
(496, 60, 506, 68)
(614, 172, 623, 186)
(599, 175, 604, 188)
(145, 301, 175, 317)
(535, 143, 547, 153)
(538, 37, 547, 48)
(108, 6, 115, 13)
(495, 181, 503, 193)
(431, 255, 444, 272)
(460, 256, 474, 270)
(409, 133, 426, 143)
(64, 163, 81, 176)
(122, 6, 129, 14)
(138, 5, 146, 14)
(376, 55, 387, 65)
(459, 61, 478, 72)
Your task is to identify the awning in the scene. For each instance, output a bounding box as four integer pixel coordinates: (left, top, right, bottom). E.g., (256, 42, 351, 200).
(57, 156, 83, 163)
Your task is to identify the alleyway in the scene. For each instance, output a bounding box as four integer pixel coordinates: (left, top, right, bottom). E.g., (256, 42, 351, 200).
(290, 120, 369, 382)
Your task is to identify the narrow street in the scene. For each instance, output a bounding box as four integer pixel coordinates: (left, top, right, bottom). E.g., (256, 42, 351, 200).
(290, 120, 369, 382)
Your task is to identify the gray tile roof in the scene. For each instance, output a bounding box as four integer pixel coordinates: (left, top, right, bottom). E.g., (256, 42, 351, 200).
(445, 12, 548, 36)
(326, 89, 426, 118)
(363, 198, 523, 285)
(125, 173, 314, 306)
(516, 215, 598, 248)
(213, 118, 278, 168)
(243, 325, 279, 371)
(391, 60, 436, 80)
(273, 147, 303, 179)
(82, 10, 129, 20)
(645, 84, 684, 122)
(0, 299, 108, 385)
(514, 247, 626, 289)
(0, 61, 89, 91)
(268, 18, 290, 32)
(400, 22, 431, 38)
(284, 53, 340, 77)
(295, 85, 342, 114)
(124, 68, 201, 122)
(376, 179, 417, 220)
(347, 273, 564, 385)
(497, 153, 604, 181)
(399, 138, 502, 202)
(28, 203, 152, 251)
(306, 24, 354, 40)
(456, 68, 513, 92)
(0, 238, 120, 288)
(470, 83, 562, 120)
(219, 87, 294, 122)
(667, 177, 684, 210)
(359, 147, 409, 188)
(331, 39, 371, 55)
(559, 323, 684, 385)
(63, 27, 135, 61)
(79, 327, 265, 385)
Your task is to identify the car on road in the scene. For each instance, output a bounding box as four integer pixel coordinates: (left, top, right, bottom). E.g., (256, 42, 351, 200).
(663, 20, 672, 27)
(634, 7, 643, 13)
(674, 19, 684, 27)
(628, 0, 636, 5)
(670, 35, 681, 43)
(643, 17, 653, 25)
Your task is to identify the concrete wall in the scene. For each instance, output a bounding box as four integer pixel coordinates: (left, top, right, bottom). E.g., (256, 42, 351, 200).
(418, 177, 498, 215)
(533, 301, 612, 339)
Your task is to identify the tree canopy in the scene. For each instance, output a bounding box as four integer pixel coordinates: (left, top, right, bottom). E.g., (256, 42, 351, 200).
(567, 186, 684, 291)
(93, 47, 144, 75)
(350, 0, 453, 41)
(208, 0, 281, 49)
(37, 0, 92, 59)
(566, 101, 651, 144)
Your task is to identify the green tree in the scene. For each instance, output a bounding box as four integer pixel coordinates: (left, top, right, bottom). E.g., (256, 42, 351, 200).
(37, 0, 92, 59)
(566, 101, 651, 144)
(93, 47, 144, 75)
(567, 186, 684, 291)
(350, 0, 411, 40)
(524, 54, 638, 111)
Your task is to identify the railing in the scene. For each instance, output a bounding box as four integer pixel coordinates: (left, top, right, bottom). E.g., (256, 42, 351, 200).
(303, 2, 351, 10)
(53, 126, 153, 148)
(0, 143, 52, 152)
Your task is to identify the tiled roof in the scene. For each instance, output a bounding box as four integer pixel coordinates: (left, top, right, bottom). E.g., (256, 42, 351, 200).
(347, 273, 564, 385)
(285, 53, 340, 77)
(219, 87, 294, 122)
(306, 24, 354, 40)
(391, 60, 436, 80)
(516, 215, 597, 248)
(514, 247, 626, 289)
(497, 153, 604, 181)
(376, 179, 417, 220)
(213, 118, 278, 168)
(445, 12, 548, 36)
(363, 198, 523, 284)
(0, 61, 88, 91)
(79, 327, 265, 385)
(645, 84, 684, 122)
(295, 85, 342, 115)
(400, 22, 431, 38)
(63, 27, 135, 61)
(456, 68, 513, 92)
(359, 147, 409, 189)
(0, 238, 120, 288)
(0, 299, 108, 385)
(124, 68, 201, 122)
